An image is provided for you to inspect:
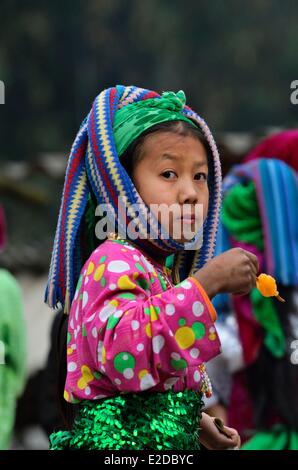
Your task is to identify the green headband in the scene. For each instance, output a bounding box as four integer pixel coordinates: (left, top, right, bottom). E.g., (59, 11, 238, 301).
(113, 90, 197, 157)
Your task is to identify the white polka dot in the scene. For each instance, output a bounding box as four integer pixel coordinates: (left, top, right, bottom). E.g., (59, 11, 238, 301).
(140, 373, 155, 390)
(97, 341, 104, 362)
(180, 280, 192, 290)
(209, 326, 215, 333)
(177, 293, 185, 301)
(192, 301, 204, 317)
(133, 255, 140, 261)
(85, 386, 91, 395)
(114, 333, 117, 339)
(153, 335, 165, 354)
(137, 343, 144, 351)
(84, 276, 89, 285)
(171, 352, 181, 360)
(165, 304, 175, 316)
(114, 310, 123, 318)
(75, 305, 79, 321)
(92, 327, 98, 338)
(101, 365, 105, 372)
(140, 256, 154, 272)
(164, 377, 179, 390)
(86, 312, 96, 323)
(104, 300, 109, 306)
(109, 283, 117, 290)
(99, 303, 117, 322)
(125, 245, 135, 251)
(131, 320, 140, 330)
(114, 378, 122, 385)
(70, 319, 74, 329)
(169, 330, 174, 337)
(107, 260, 130, 273)
(71, 344, 76, 350)
(68, 362, 77, 372)
(82, 291, 89, 308)
(193, 370, 201, 382)
(123, 368, 134, 379)
(74, 289, 79, 300)
(190, 348, 200, 359)
(123, 354, 128, 361)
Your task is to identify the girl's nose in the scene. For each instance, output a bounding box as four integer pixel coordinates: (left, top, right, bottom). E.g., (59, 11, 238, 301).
(178, 182, 198, 204)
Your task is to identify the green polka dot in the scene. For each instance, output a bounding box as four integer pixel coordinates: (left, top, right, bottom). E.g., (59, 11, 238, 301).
(107, 315, 121, 330)
(117, 293, 136, 300)
(99, 255, 107, 263)
(150, 277, 155, 284)
(76, 275, 83, 292)
(144, 307, 150, 315)
(94, 371, 102, 380)
(100, 277, 106, 287)
(114, 352, 136, 373)
(67, 332, 71, 344)
(79, 293, 83, 300)
(135, 263, 146, 273)
(192, 322, 205, 340)
(136, 278, 150, 290)
(157, 274, 167, 291)
(82, 325, 87, 337)
(171, 358, 188, 370)
(178, 318, 186, 327)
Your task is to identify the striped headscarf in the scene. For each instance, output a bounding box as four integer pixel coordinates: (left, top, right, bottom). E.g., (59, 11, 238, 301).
(45, 85, 222, 313)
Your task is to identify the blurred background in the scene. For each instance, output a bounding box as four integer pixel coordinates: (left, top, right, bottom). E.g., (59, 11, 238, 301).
(0, 0, 297, 449)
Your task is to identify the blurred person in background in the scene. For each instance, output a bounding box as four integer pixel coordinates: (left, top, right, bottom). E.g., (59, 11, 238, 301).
(204, 131, 298, 449)
(0, 205, 26, 449)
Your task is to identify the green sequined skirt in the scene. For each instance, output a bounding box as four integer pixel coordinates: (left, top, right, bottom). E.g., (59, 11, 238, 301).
(50, 390, 203, 450)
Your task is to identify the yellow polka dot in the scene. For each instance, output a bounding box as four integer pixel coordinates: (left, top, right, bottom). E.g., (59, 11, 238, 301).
(132, 272, 139, 279)
(64, 390, 70, 402)
(175, 326, 196, 349)
(77, 377, 86, 390)
(118, 275, 136, 290)
(87, 261, 95, 275)
(81, 365, 94, 382)
(145, 323, 152, 338)
(109, 299, 119, 308)
(138, 369, 149, 379)
(67, 347, 73, 355)
(208, 333, 217, 341)
(150, 305, 158, 321)
(102, 345, 106, 364)
(94, 264, 105, 281)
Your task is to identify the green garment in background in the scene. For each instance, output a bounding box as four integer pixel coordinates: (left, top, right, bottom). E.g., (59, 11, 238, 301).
(241, 424, 298, 450)
(0, 269, 26, 449)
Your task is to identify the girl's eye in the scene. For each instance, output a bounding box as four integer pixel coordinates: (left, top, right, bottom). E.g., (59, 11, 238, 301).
(161, 171, 177, 179)
(194, 172, 208, 181)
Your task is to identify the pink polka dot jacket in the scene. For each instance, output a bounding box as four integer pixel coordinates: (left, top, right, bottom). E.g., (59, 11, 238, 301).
(64, 239, 221, 403)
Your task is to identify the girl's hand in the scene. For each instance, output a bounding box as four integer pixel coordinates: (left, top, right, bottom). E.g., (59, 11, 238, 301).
(199, 412, 241, 450)
(193, 248, 259, 299)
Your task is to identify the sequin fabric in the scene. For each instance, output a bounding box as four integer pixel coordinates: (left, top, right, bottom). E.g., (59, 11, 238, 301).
(50, 389, 203, 450)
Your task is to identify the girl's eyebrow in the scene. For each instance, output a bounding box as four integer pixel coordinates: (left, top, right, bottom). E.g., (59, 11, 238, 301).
(160, 153, 208, 167)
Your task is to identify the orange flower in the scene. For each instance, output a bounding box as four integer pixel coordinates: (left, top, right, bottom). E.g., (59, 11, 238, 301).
(256, 273, 285, 302)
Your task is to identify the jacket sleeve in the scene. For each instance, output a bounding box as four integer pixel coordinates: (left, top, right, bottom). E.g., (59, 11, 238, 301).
(80, 242, 221, 392)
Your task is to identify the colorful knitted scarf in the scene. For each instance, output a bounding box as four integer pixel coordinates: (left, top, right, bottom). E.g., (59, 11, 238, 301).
(214, 158, 298, 362)
(45, 85, 222, 312)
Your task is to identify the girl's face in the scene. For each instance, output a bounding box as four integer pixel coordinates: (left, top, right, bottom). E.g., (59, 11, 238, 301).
(132, 131, 209, 243)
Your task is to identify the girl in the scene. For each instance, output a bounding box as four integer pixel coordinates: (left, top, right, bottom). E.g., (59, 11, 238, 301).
(46, 85, 256, 450)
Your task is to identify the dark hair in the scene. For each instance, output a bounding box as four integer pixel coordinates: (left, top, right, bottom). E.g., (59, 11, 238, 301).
(246, 285, 298, 434)
(120, 120, 212, 178)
